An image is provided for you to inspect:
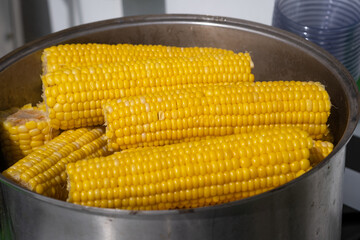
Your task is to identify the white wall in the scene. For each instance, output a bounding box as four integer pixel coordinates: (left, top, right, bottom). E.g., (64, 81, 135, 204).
(0, 0, 23, 57)
(166, 0, 275, 26)
(47, 0, 123, 33)
(47, 0, 275, 33)
(0, 0, 14, 56)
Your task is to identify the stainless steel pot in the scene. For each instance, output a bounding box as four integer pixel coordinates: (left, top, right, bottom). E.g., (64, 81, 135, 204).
(0, 14, 359, 240)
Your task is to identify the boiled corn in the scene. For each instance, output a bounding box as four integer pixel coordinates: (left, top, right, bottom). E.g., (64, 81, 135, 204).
(66, 127, 313, 210)
(103, 81, 331, 151)
(2, 127, 109, 200)
(42, 43, 253, 73)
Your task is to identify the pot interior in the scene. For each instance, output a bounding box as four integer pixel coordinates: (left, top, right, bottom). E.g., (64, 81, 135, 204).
(0, 15, 358, 175)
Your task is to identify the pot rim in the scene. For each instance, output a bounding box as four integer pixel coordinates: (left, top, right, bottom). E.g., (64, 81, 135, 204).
(0, 13, 359, 217)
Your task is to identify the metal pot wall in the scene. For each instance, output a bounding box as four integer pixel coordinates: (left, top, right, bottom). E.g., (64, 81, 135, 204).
(0, 15, 359, 240)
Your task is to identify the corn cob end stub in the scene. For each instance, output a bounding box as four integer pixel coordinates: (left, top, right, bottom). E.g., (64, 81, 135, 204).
(0, 103, 60, 167)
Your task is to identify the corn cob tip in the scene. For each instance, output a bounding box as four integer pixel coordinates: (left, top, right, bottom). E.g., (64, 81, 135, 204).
(310, 140, 334, 165)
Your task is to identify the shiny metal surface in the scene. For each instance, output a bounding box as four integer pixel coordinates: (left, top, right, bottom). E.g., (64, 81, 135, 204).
(0, 14, 359, 240)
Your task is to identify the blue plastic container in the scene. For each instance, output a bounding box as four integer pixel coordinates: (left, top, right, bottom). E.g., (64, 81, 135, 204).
(272, 0, 360, 81)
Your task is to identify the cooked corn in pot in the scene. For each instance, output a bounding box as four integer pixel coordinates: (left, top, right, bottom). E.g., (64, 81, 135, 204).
(103, 81, 331, 151)
(1, 43, 335, 210)
(66, 127, 314, 210)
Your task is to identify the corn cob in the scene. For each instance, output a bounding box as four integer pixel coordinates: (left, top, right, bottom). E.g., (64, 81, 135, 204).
(42, 43, 253, 73)
(103, 81, 331, 151)
(42, 52, 254, 130)
(0, 103, 60, 167)
(66, 127, 313, 210)
(2, 127, 109, 200)
(310, 140, 334, 165)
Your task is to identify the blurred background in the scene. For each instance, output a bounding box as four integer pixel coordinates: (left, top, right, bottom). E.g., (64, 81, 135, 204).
(0, 0, 275, 57)
(0, 0, 359, 238)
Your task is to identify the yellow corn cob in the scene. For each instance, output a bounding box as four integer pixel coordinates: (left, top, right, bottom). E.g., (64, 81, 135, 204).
(41, 43, 253, 73)
(103, 81, 331, 151)
(66, 127, 313, 210)
(2, 127, 109, 200)
(0, 103, 60, 167)
(310, 140, 334, 165)
(42, 53, 254, 130)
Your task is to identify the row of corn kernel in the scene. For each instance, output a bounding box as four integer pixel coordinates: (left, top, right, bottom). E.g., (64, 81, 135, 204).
(41, 43, 253, 73)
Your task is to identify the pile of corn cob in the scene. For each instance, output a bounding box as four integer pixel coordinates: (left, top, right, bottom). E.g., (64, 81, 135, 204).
(1, 43, 334, 210)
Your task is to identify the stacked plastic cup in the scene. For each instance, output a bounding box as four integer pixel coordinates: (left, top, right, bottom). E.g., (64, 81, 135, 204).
(272, 0, 360, 83)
